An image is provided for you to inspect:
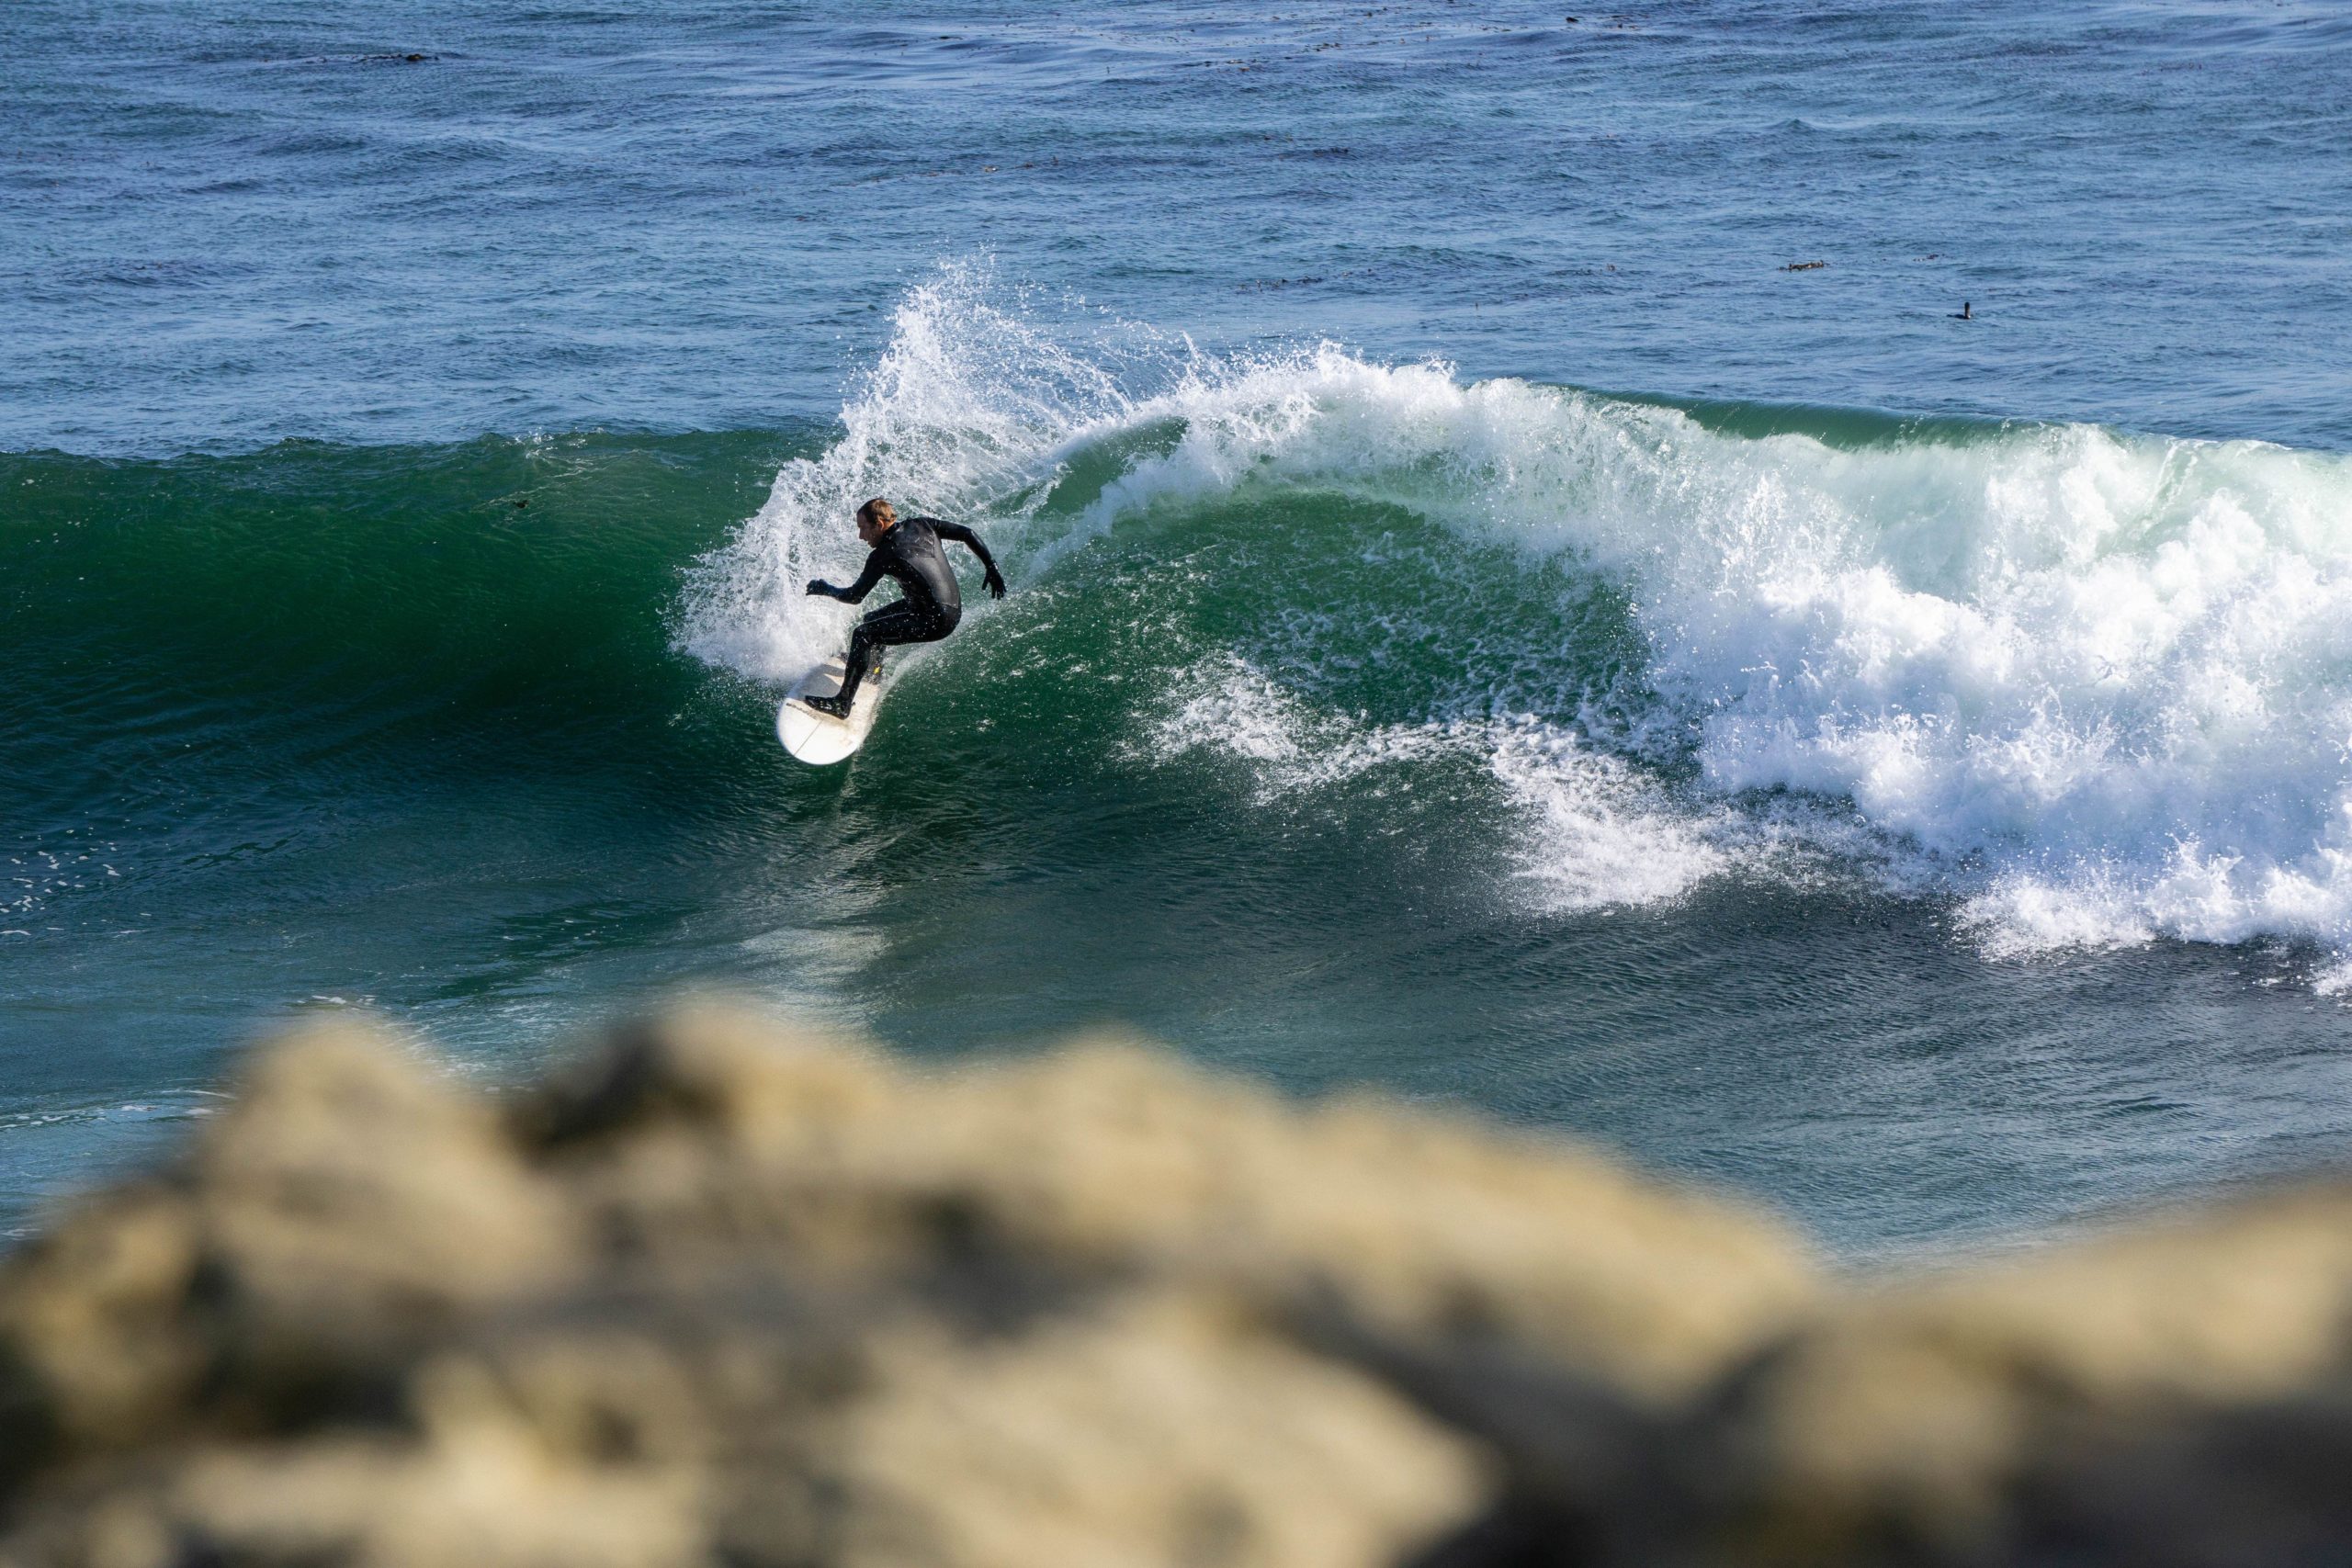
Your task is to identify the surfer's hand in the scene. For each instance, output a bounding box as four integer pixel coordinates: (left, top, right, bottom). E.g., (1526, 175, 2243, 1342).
(804, 580, 835, 598)
(984, 568, 1007, 600)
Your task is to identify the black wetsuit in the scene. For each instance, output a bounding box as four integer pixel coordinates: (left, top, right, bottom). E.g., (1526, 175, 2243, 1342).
(808, 516, 1001, 708)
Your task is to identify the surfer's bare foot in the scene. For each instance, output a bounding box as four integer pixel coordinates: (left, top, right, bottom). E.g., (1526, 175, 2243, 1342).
(803, 693, 851, 719)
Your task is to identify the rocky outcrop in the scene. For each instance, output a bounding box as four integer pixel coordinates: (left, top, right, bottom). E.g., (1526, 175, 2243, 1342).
(0, 1005, 2346, 1566)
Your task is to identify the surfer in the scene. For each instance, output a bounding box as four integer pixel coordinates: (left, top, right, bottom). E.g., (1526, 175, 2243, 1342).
(798, 498, 1006, 717)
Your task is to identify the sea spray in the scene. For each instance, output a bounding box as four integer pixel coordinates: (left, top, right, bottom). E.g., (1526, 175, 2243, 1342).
(678, 267, 1182, 682)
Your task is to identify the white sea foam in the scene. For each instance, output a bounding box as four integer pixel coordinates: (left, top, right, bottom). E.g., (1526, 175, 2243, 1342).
(678, 265, 1172, 682)
(1147, 657, 1457, 798)
(1483, 720, 1737, 912)
(684, 267, 2352, 963)
(1147, 660, 1730, 913)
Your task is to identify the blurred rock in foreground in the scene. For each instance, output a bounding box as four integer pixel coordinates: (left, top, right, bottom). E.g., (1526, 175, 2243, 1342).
(0, 1009, 2346, 1567)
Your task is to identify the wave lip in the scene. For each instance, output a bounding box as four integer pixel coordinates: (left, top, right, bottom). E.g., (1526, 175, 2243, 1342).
(684, 266, 2352, 966)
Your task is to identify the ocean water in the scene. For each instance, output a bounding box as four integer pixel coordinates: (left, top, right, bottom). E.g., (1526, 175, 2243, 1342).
(6, 0, 2352, 1257)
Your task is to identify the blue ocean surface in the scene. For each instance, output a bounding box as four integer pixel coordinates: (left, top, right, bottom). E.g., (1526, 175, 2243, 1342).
(5, 0, 2352, 1257)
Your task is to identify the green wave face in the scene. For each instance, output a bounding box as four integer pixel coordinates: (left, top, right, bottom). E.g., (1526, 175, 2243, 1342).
(3, 420, 1639, 844)
(3, 429, 820, 1151)
(5, 432, 795, 817)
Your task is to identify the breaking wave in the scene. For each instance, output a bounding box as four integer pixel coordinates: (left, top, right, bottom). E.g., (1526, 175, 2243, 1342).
(681, 265, 2352, 959)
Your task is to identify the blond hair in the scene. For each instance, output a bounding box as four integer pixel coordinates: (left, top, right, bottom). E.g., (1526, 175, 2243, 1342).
(855, 497, 897, 529)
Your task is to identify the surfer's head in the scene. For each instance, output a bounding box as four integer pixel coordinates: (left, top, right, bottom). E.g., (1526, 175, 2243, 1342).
(855, 497, 897, 545)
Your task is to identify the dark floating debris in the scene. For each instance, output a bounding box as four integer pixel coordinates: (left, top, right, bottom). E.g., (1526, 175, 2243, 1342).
(1781, 259, 1827, 272)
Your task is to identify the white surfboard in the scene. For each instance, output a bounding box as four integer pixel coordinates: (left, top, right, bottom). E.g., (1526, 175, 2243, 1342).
(776, 655, 882, 765)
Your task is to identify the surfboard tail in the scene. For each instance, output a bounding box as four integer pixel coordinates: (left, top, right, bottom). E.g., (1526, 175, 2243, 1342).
(777, 655, 884, 764)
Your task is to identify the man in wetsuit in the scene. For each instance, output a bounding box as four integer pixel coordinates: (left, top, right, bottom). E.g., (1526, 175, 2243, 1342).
(798, 497, 1005, 717)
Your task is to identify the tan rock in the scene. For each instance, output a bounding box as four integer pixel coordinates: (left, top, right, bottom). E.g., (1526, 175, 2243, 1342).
(40, 1004, 2352, 1568)
(831, 1292, 1487, 1568)
(0, 1021, 581, 1480)
(519, 1014, 1821, 1403)
(1692, 1180, 2352, 1564)
(1, 1422, 704, 1568)
(0, 1185, 204, 1468)
(190, 1022, 581, 1346)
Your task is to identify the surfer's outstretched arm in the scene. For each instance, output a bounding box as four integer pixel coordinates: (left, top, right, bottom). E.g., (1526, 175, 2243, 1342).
(807, 547, 888, 604)
(926, 518, 1008, 599)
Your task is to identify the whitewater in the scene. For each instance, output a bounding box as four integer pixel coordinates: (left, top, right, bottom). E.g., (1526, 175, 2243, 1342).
(684, 274, 2352, 971)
